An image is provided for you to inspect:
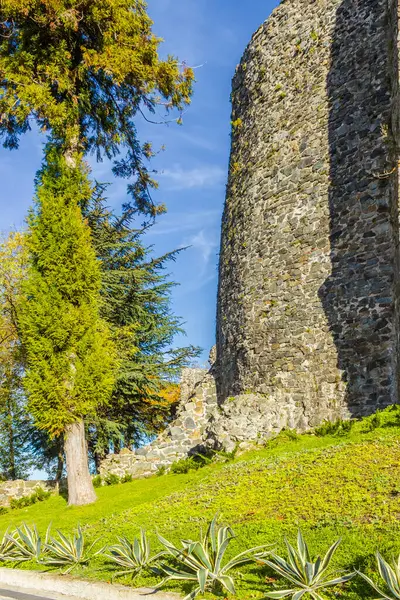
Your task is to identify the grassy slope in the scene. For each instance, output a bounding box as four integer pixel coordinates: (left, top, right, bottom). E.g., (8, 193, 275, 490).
(2, 410, 400, 599)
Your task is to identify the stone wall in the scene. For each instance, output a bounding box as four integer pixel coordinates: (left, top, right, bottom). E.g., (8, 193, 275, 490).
(101, 0, 400, 479)
(100, 367, 218, 479)
(0, 480, 54, 507)
(217, 0, 400, 419)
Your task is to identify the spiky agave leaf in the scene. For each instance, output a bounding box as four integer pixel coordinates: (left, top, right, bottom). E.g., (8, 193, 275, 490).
(358, 552, 400, 600)
(103, 529, 165, 579)
(157, 515, 274, 599)
(0, 528, 19, 562)
(261, 532, 355, 600)
(44, 525, 101, 574)
(5, 523, 51, 563)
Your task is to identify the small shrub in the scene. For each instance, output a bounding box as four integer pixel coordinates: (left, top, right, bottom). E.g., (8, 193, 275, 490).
(363, 411, 382, 432)
(120, 473, 133, 484)
(9, 488, 51, 510)
(92, 475, 102, 488)
(7, 523, 51, 564)
(359, 551, 400, 600)
(170, 454, 210, 475)
(212, 444, 239, 463)
(157, 515, 272, 599)
(104, 529, 164, 579)
(0, 507, 8, 516)
(44, 525, 101, 574)
(156, 466, 167, 477)
(283, 428, 300, 441)
(261, 531, 355, 599)
(104, 473, 120, 486)
(315, 418, 355, 437)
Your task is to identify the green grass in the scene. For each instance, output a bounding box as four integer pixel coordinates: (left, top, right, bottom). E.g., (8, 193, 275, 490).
(3, 408, 400, 599)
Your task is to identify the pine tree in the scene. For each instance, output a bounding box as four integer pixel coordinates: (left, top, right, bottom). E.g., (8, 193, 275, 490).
(0, 0, 193, 217)
(18, 150, 117, 505)
(0, 1, 193, 504)
(84, 190, 199, 457)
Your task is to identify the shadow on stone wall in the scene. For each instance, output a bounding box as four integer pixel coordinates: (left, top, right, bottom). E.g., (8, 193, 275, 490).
(319, 0, 400, 415)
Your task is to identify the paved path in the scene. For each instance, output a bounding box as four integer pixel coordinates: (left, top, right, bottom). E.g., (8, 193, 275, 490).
(0, 589, 55, 600)
(0, 591, 51, 599)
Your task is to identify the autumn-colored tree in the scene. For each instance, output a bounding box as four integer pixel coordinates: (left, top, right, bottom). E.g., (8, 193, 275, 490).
(0, 233, 31, 479)
(0, 0, 193, 504)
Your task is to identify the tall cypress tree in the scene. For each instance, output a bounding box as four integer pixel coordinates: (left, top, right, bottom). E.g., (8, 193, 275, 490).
(19, 150, 117, 505)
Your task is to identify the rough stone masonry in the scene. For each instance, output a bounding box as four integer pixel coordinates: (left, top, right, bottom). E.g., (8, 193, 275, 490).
(101, 0, 400, 479)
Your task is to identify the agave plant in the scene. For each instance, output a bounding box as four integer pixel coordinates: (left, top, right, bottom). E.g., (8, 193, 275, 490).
(44, 525, 101, 574)
(157, 515, 273, 600)
(358, 552, 400, 600)
(261, 531, 355, 600)
(5, 523, 51, 564)
(103, 529, 165, 579)
(0, 529, 19, 562)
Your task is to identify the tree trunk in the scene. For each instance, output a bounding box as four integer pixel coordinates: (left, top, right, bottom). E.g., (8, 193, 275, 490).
(55, 448, 64, 484)
(6, 396, 16, 480)
(64, 420, 96, 506)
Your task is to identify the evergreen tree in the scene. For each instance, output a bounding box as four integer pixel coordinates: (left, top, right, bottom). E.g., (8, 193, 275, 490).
(0, 233, 32, 480)
(18, 150, 117, 505)
(0, 1, 193, 504)
(0, 0, 193, 217)
(84, 190, 199, 458)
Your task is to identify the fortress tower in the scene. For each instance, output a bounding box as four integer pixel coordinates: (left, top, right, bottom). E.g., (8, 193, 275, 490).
(217, 0, 400, 423)
(100, 0, 400, 481)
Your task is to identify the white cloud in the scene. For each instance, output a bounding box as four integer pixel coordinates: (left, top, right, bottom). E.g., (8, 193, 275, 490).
(150, 209, 221, 237)
(159, 164, 225, 190)
(185, 229, 219, 264)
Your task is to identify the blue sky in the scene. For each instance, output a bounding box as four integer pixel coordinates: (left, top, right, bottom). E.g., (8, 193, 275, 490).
(0, 0, 279, 365)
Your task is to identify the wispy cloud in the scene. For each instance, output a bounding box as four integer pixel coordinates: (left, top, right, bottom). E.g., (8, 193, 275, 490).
(159, 164, 225, 190)
(185, 229, 219, 264)
(150, 209, 221, 237)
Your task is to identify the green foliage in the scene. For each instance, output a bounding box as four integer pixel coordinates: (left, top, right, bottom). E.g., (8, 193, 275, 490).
(314, 418, 355, 437)
(0, 529, 18, 561)
(359, 552, 400, 600)
(92, 476, 103, 489)
(84, 191, 200, 452)
(104, 473, 120, 486)
(1, 408, 400, 597)
(363, 411, 383, 432)
(9, 489, 51, 510)
(0, 0, 194, 216)
(0, 233, 33, 480)
(5, 523, 50, 564)
(156, 466, 167, 477)
(0, 507, 8, 516)
(262, 531, 355, 599)
(212, 444, 239, 463)
(120, 473, 133, 484)
(104, 529, 163, 579)
(18, 150, 117, 437)
(170, 454, 211, 475)
(44, 525, 100, 574)
(157, 515, 272, 600)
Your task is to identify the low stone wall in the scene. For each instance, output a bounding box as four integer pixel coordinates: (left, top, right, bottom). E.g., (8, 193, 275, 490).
(0, 480, 55, 507)
(100, 355, 345, 480)
(100, 367, 218, 480)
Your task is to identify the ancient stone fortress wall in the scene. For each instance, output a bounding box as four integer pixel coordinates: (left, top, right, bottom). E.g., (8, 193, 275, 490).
(101, 0, 400, 480)
(217, 0, 400, 422)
